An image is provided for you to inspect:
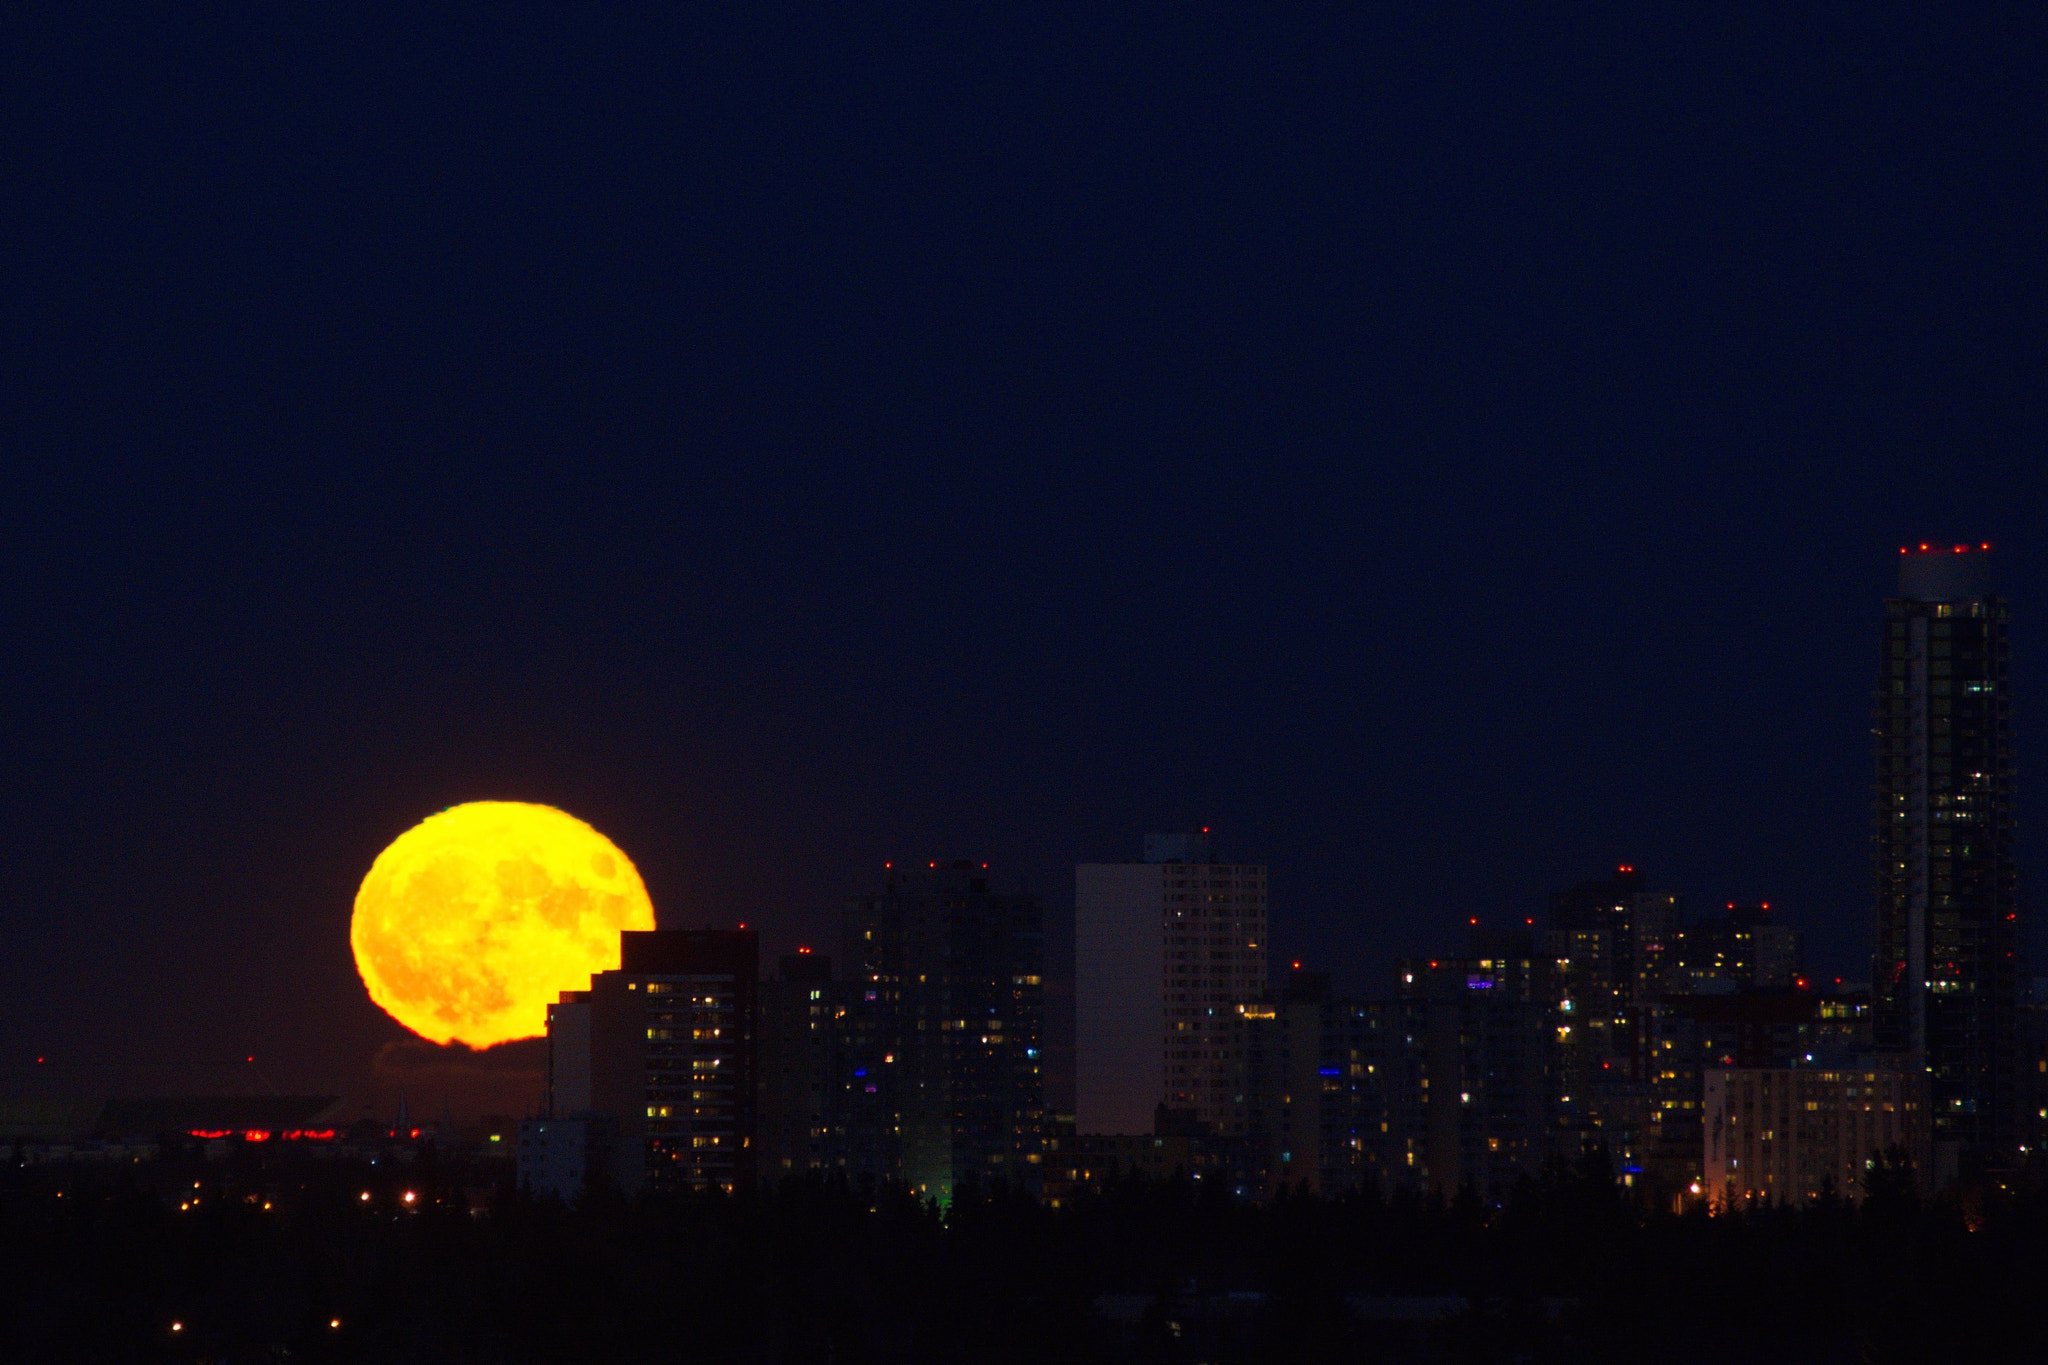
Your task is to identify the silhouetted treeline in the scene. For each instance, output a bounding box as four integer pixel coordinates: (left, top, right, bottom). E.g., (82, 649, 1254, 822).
(3, 1144, 2044, 1363)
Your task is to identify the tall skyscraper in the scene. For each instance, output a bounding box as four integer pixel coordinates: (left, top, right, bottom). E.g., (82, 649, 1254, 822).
(1075, 832, 1268, 1135)
(754, 950, 848, 1181)
(1232, 968, 1329, 1197)
(1547, 866, 1681, 1158)
(1671, 904, 1802, 993)
(1873, 543, 2021, 1167)
(1317, 995, 1426, 1196)
(544, 928, 759, 1193)
(1547, 866, 1682, 1023)
(1399, 935, 1558, 1197)
(842, 862, 1045, 1202)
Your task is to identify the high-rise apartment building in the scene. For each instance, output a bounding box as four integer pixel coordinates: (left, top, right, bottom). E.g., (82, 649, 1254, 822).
(1872, 544, 2021, 1167)
(1075, 832, 1268, 1135)
(754, 950, 847, 1181)
(1548, 868, 1682, 1028)
(544, 928, 759, 1193)
(1548, 867, 1682, 1161)
(1703, 1066, 1928, 1208)
(1318, 996, 1426, 1196)
(1399, 937, 1558, 1197)
(842, 862, 1045, 1202)
(1669, 904, 1802, 994)
(1232, 970, 1328, 1197)
(1221, 968, 1429, 1199)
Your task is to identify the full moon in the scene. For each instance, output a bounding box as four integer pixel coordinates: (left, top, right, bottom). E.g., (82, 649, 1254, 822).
(351, 802, 656, 1047)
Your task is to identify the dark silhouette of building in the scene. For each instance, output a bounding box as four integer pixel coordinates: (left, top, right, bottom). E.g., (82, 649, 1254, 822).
(1317, 996, 1426, 1197)
(1546, 867, 1681, 1164)
(1038, 1122, 1223, 1205)
(1399, 935, 1558, 1197)
(1672, 904, 1802, 994)
(543, 928, 759, 1193)
(1231, 968, 1329, 1197)
(843, 862, 1046, 1202)
(517, 1114, 617, 1202)
(1873, 544, 2022, 1171)
(754, 950, 848, 1181)
(1215, 966, 1429, 1200)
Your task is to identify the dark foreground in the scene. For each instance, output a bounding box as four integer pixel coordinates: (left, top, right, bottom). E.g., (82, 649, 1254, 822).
(3, 1148, 2040, 1363)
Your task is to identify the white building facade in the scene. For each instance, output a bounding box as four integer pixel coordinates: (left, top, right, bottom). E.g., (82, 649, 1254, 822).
(1076, 833, 1267, 1135)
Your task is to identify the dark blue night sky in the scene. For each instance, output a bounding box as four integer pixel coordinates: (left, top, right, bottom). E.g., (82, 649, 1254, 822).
(4, 4, 2044, 1109)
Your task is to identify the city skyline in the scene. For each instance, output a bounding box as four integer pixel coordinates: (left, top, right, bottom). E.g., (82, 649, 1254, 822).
(5, 6, 2045, 1126)
(2, 541, 2036, 1122)
(10, 5, 2048, 1358)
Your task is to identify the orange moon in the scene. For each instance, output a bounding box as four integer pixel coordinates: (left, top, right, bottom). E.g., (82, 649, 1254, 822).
(350, 802, 656, 1047)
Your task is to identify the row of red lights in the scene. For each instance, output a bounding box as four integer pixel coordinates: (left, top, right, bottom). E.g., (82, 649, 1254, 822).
(185, 1129, 338, 1142)
(1900, 542, 1991, 554)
